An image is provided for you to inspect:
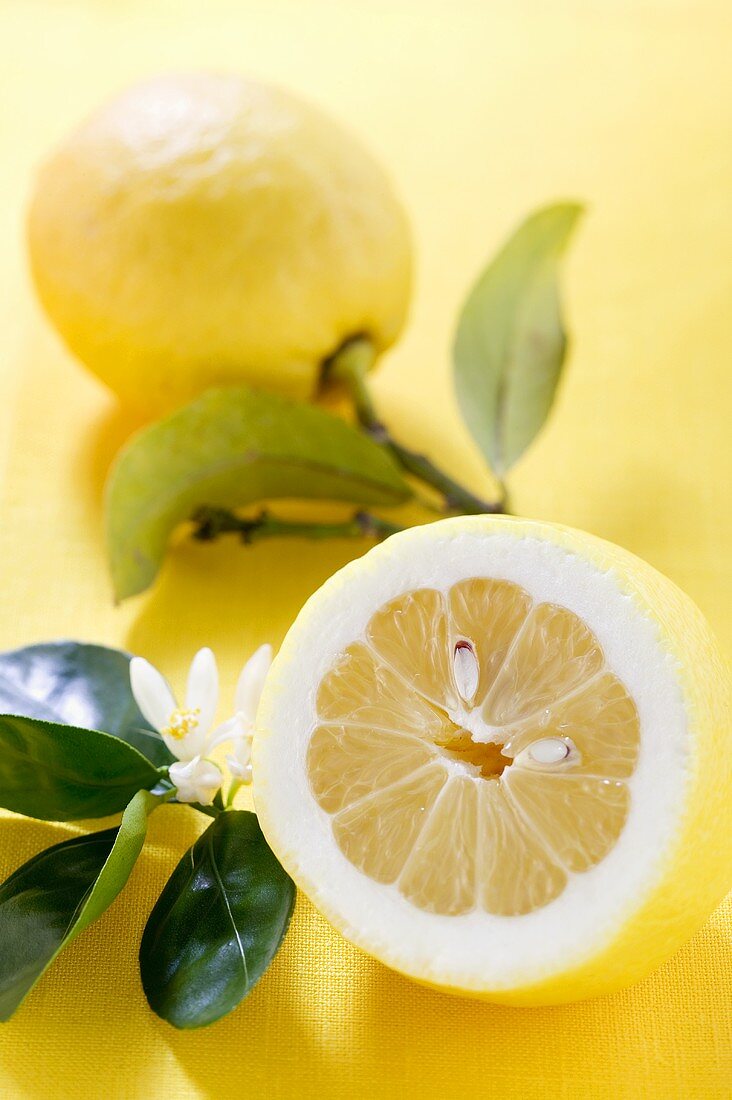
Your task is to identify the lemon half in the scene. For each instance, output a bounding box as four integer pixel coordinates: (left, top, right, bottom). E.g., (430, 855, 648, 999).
(27, 73, 412, 411)
(253, 516, 731, 1004)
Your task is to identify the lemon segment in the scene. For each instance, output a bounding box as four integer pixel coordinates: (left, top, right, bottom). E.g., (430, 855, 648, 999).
(332, 765, 448, 886)
(502, 672, 640, 778)
(399, 776, 479, 916)
(448, 578, 531, 706)
(479, 782, 567, 916)
(366, 589, 458, 712)
(315, 642, 450, 741)
(253, 516, 732, 1004)
(483, 602, 605, 727)
(307, 725, 435, 815)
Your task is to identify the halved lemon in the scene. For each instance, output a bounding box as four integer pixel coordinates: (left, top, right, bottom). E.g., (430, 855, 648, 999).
(253, 517, 731, 1004)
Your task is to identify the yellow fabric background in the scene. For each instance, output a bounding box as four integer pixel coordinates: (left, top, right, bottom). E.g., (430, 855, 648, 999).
(0, 0, 730, 1096)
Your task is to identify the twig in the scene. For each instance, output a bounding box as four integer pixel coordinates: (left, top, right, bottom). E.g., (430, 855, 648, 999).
(325, 338, 507, 515)
(191, 506, 403, 545)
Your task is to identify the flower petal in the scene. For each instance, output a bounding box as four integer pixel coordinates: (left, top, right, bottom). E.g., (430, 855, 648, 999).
(186, 647, 219, 737)
(234, 644, 273, 722)
(130, 657, 177, 732)
(226, 736, 253, 781)
(161, 722, 209, 763)
(169, 757, 198, 783)
(170, 756, 222, 805)
(226, 753, 252, 783)
(208, 714, 246, 751)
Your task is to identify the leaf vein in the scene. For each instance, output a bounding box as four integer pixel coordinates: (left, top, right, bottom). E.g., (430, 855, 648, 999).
(207, 826, 249, 989)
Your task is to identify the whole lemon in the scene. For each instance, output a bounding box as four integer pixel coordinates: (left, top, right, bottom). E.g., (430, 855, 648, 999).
(27, 73, 412, 411)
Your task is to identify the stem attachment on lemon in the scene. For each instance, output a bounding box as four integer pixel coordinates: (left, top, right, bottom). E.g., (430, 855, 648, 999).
(327, 337, 507, 515)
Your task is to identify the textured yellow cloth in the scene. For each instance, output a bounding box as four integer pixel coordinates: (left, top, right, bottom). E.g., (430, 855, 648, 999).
(0, 1, 731, 1097)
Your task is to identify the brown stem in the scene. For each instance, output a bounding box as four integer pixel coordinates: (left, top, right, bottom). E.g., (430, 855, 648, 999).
(325, 338, 507, 515)
(191, 506, 403, 545)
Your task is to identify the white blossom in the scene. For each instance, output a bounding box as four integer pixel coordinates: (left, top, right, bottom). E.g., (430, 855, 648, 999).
(169, 756, 223, 806)
(130, 647, 218, 762)
(210, 644, 272, 787)
(129, 644, 273, 804)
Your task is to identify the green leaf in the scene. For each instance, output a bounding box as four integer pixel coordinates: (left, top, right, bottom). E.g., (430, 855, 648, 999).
(453, 202, 583, 476)
(105, 386, 411, 601)
(0, 641, 173, 768)
(0, 714, 161, 821)
(0, 789, 162, 1020)
(140, 810, 295, 1029)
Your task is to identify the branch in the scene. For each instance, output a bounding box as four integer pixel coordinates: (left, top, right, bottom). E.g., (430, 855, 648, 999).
(191, 507, 403, 545)
(325, 339, 507, 515)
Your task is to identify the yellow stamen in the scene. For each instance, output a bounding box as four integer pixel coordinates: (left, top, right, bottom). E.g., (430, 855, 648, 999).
(163, 707, 201, 741)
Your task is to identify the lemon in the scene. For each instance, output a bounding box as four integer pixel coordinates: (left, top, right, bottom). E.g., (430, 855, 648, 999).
(27, 73, 412, 412)
(253, 516, 731, 1004)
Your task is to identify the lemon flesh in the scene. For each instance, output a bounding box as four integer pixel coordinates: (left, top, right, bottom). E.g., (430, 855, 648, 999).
(309, 582, 638, 918)
(254, 517, 732, 1004)
(27, 73, 412, 412)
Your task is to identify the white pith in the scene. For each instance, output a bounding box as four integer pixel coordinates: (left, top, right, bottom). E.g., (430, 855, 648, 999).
(254, 520, 690, 991)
